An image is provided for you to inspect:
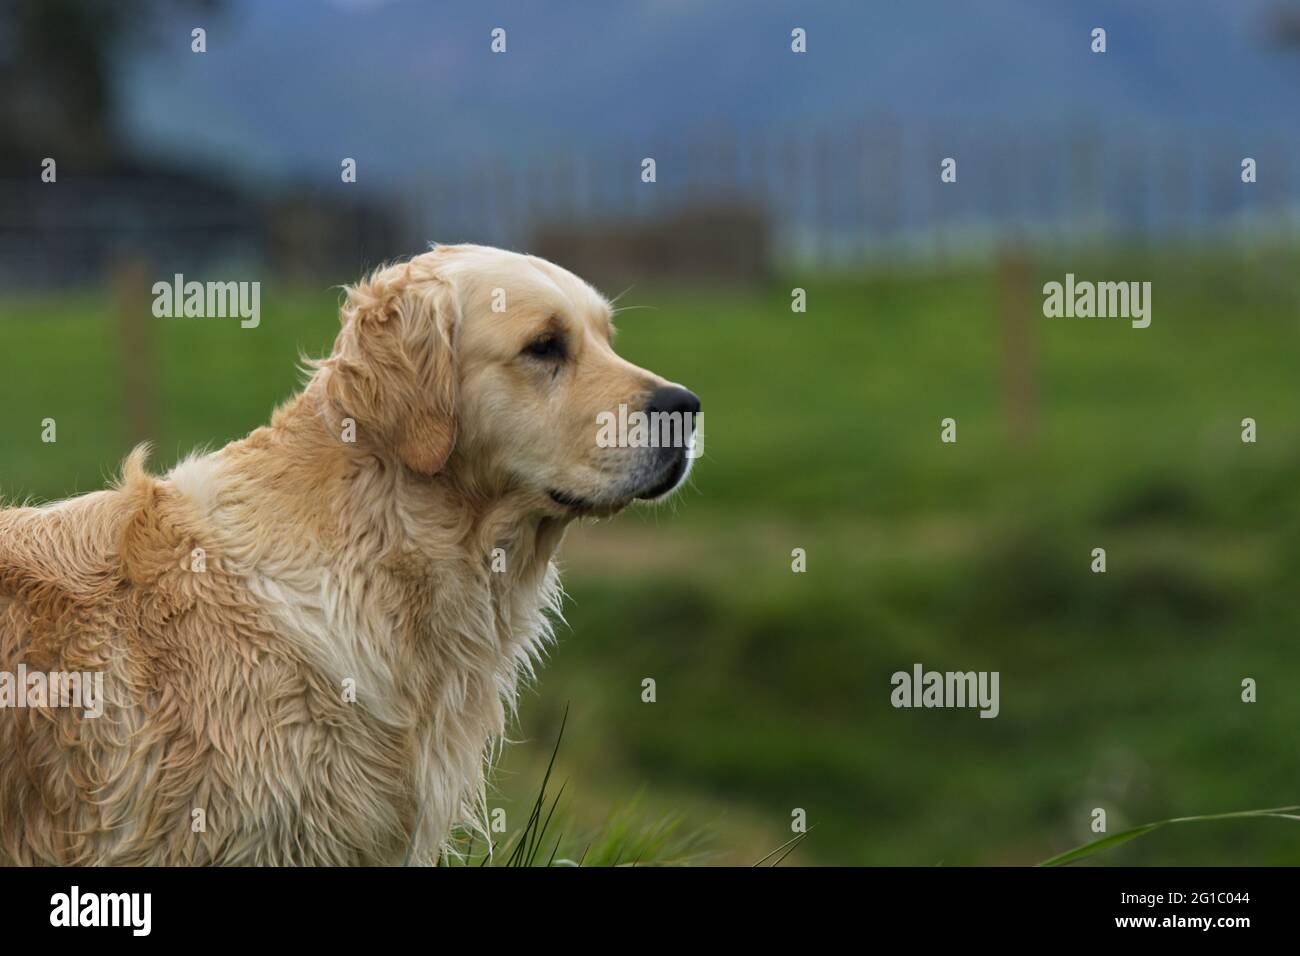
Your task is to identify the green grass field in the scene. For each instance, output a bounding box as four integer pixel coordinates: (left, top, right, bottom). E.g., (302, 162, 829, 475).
(3, 245, 1298, 864)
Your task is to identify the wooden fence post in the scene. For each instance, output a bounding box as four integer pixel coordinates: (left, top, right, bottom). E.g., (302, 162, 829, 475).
(997, 244, 1038, 446)
(113, 257, 156, 449)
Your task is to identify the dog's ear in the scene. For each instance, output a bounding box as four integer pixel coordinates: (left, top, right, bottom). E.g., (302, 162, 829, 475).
(325, 264, 459, 476)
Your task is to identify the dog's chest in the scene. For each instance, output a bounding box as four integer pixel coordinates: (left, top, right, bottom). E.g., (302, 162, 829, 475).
(207, 542, 557, 863)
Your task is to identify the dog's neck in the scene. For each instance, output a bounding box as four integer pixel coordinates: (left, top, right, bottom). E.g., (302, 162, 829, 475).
(195, 384, 570, 858)
(244, 380, 568, 567)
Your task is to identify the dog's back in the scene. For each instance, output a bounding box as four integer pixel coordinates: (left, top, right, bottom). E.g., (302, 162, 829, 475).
(0, 448, 416, 865)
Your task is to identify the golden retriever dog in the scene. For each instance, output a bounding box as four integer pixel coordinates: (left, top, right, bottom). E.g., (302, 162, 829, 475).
(0, 244, 700, 865)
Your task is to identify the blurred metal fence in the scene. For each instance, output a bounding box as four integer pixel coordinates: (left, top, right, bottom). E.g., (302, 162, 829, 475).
(428, 118, 1300, 273)
(4, 119, 1298, 288)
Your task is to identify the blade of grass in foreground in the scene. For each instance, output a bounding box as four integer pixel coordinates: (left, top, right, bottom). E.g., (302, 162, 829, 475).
(752, 825, 813, 867)
(502, 705, 568, 867)
(1039, 805, 1300, 867)
(436, 705, 711, 865)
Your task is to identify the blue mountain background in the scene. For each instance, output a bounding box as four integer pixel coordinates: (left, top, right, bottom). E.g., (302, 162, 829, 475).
(118, 0, 1300, 195)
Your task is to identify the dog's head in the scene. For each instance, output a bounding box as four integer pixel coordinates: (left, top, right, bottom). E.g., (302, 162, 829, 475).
(322, 244, 699, 517)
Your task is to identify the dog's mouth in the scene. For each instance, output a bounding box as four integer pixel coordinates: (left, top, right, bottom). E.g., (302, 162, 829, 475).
(545, 488, 631, 518)
(546, 486, 636, 516)
(547, 453, 690, 515)
(547, 488, 601, 512)
(633, 453, 689, 501)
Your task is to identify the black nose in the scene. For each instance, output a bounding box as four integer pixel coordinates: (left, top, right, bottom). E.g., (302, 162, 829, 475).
(646, 385, 701, 419)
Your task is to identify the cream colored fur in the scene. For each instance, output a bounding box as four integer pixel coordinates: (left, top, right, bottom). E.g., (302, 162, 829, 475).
(0, 244, 690, 865)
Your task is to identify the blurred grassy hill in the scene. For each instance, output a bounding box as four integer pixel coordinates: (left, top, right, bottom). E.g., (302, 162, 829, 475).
(2, 245, 1298, 864)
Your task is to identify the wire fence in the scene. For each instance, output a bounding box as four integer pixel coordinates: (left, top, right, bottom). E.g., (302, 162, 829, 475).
(428, 118, 1300, 268)
(4, 118, 1298, 287)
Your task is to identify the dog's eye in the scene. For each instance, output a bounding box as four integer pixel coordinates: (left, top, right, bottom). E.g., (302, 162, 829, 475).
(522, 334, 565, 361)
